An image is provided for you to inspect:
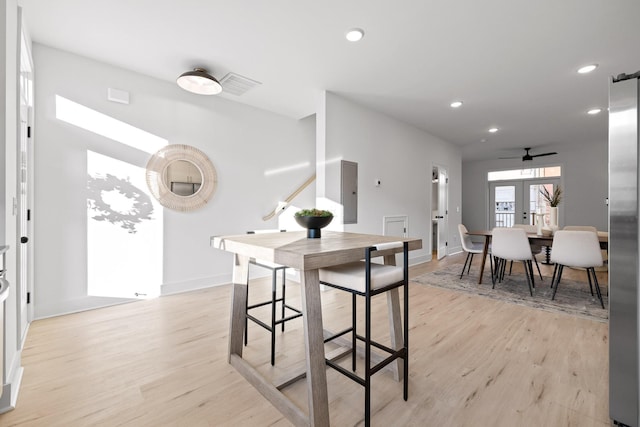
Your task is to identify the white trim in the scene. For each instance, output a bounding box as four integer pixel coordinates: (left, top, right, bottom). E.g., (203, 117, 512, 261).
(0, 355, 23, 414)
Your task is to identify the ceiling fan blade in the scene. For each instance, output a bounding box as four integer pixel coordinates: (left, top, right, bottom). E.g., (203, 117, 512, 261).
(530, 152, 558, 158)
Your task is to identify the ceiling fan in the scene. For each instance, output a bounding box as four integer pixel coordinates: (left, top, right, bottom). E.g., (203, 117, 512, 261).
(499, 147, 558, 161)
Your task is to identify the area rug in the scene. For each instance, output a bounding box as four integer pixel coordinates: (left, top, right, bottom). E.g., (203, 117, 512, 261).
(412, 265, 608, 322)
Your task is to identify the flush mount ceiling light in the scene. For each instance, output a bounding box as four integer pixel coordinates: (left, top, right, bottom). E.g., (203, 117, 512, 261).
(587, 108, 602, 115)
(345, 28, 365, 42)
(176, 67, 222, 95)
(450, 101, 463, 108)
(488, 127, 499, 133)
(577, 64, 598, 74)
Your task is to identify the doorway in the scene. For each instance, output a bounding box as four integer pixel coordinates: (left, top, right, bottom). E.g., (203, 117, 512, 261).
(432, 165, 448, 260)
(489, 179, 561, 228)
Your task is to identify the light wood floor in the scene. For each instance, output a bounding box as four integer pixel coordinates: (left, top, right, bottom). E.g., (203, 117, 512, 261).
(0, 253, 610, 426)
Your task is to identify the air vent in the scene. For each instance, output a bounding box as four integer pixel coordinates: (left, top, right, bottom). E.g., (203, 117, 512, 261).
(219, 72, 262, 96)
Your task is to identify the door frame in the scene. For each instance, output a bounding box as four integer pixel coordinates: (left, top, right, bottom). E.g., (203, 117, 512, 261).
(432, 164, 449, 260)
(17, 16, 35, 347)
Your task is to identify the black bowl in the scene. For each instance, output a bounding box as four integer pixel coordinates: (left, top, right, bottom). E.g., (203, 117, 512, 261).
(295, 215, 333, 238)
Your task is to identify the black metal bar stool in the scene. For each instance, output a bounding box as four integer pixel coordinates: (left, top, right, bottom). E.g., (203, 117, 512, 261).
(245, 230, 302, 365)
(319, 241, 409, 427)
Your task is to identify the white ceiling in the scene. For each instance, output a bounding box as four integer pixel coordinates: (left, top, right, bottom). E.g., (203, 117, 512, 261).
(18, 0, 640, 161)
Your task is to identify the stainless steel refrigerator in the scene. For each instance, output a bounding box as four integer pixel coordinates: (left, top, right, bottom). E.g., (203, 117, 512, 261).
(610, 70, 640, 427)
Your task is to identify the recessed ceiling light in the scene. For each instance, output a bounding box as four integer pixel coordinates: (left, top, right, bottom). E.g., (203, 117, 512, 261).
(587, 108, 602, 115)
(488, 127, 499, 133)
(345, 28, 364, 42)
(450, 101, 463, 108)
(578, 64, 598, 74)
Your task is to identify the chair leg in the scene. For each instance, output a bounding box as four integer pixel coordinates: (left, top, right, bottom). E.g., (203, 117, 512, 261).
(586, 268, 594, 296)
(491, 258, 497, 286)
(500, 258, 507, 282)
(364, 290, 372, 427)
(551, 265, 564, 300)
(589, 267, 605, 309)
(522, 261, 534, 296)
(352, 293, 357, 372)
(460, 252, 471, 279)
(509, 260, 513, 276)
(281, 269, 286, 332)
(403, 277, 409, 401)
(467, 253, 474, 274)
(492, 258, 501, 287)
(270, 270, 277, 366)
(244, 281, 249, 346)
(489, 253, 494, 278)
(533, 257, 543, 281)
(527, 260, 536, 289)
(550, 264, 558, 288)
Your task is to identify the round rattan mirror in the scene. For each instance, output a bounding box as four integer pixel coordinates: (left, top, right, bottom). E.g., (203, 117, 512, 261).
(146, 144, 217, 211)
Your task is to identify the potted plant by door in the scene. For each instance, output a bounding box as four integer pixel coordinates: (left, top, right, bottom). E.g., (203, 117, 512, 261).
(294, 209, 333, 238)
(540, 186, 562, 228)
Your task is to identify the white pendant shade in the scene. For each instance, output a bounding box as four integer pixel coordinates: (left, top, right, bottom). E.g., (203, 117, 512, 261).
(176, 68, 222, 95)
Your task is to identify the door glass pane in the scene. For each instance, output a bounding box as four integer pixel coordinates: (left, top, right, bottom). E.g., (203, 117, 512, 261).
(494, 185, 515, 227)
(528, 184, 546, 225)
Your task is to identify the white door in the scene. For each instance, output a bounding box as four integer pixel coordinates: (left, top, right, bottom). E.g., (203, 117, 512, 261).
(490, 179, 560, 228)
(436, 167, 448, 260)
(18, 25, 34, 345)
(383, 215, 408, 266)
(490, 181, 524, 228)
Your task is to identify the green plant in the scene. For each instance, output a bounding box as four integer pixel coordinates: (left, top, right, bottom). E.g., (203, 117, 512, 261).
(540, 186, 562, 207)
(295, 208, 333, 217)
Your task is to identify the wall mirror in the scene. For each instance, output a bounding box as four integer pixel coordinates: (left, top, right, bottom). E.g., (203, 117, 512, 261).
(146, 144, 217, 211)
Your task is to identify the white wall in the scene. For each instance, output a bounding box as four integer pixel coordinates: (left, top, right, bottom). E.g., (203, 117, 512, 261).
(317, 92, 462, 262)
(461, 140, 608, 233)
(33, 44, 316, 318)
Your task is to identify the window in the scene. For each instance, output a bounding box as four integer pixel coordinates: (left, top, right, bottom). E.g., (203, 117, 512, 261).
(488, 166, 561, 182)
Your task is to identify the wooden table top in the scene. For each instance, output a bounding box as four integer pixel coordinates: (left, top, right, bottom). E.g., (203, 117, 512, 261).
(211, 231, 422, 270)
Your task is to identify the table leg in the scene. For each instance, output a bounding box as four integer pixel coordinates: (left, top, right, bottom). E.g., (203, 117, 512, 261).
(299, 269, 330, 426)
(542, 246, 552, 264)
(229, 254, 249, 361)
(384, 254, 403, 381)
(477, 236, 491, 284)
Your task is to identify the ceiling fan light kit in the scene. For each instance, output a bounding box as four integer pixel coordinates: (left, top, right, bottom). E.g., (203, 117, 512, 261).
(177, 67, 222, 95)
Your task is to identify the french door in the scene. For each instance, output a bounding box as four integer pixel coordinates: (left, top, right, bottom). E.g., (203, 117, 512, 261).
(489, 179, 560, 228)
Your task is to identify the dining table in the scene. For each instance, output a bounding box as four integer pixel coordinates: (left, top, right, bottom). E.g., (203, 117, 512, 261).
(211, 230, 422, 427)
(467, 229, 608, 284)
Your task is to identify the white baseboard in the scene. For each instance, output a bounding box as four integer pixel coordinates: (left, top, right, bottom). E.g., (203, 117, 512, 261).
(160, 273, 231, 296)
(0, 361, 23, 414)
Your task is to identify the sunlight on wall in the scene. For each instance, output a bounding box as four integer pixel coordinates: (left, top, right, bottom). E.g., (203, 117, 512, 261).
(87, 151, 163, 298)
(264, 161, 311, 176)
(55, 95, 167, 153)
(315, 197, 344, 232)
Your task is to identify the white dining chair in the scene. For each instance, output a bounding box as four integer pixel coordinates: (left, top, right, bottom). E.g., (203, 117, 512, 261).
(458, 224, 492, 279)
(319, 241, 409, 427)
(245, 230, 302, 365)
(550, 230, 605, 308)
(552, 226, 602, 287)
(491, 227, 535, 296)
(511, 224, 543, 280)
